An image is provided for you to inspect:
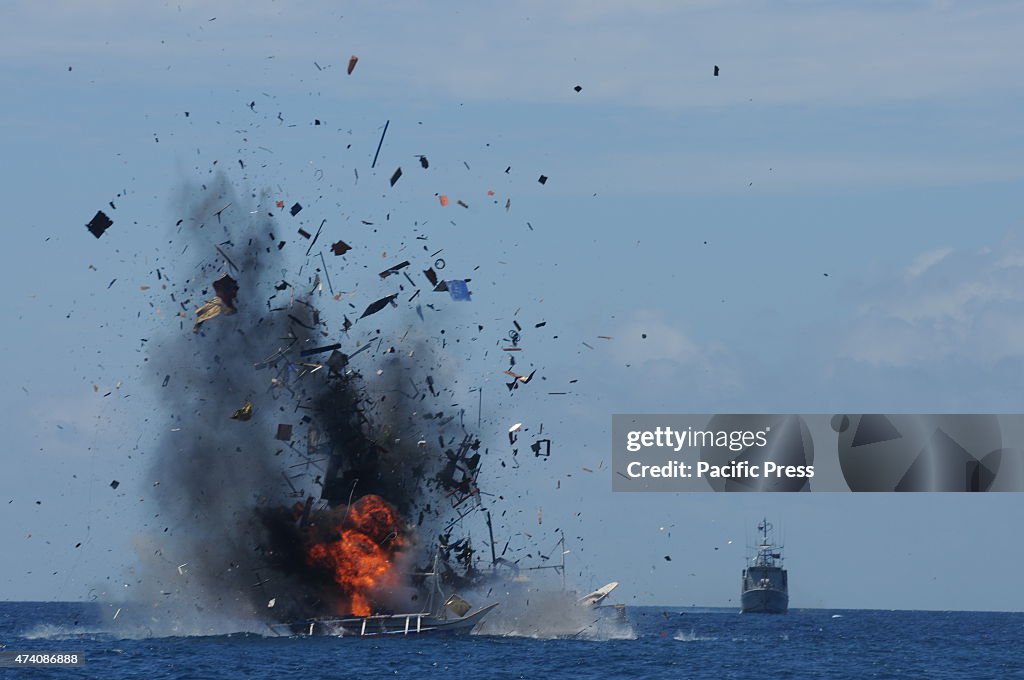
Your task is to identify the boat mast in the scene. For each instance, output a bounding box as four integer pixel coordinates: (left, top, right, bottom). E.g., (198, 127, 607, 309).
(425, 551, 440, 615)
(559, 531, 566, 591)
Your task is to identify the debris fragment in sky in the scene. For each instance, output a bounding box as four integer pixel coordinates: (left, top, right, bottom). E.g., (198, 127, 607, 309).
(359, 294, 398, 319)
(418, 155, 429, 169)
(86, 210, 113, 238)
(537, 175, 548, 185)
(390, 167, 402, 187)
(439, 195, 449, 207)
(326, 350, 349, 373)
(290, 202, 303, 216)
(214, 245, 239, 272)
(300, 343, 342, 357)
(574, 85, 582, 92)
(371, 120, 389, 169)
(193, 273, 239, 332)
(109, 480, 120, 490)
(193, 298, 235, 332)
(231, 399, 253, 421)
(212, 273, 238, 305)
(531, 439, 551, 458)
(379, 261, 410, 279)
(331, 240, 351, 256)
(504, 369, 536, 385)
(276, 423, 293, 441)
(347, 55, 359, 75)
(714, 65, 720, 76)
(447, 280, 471, 301)
(304, 219, 326, 256)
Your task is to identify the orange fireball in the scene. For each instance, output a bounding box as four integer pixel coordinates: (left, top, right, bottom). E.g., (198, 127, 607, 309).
(305, 495, 405, 616)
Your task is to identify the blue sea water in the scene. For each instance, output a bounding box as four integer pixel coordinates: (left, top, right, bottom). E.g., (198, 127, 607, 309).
(1, 602, 1022, 679)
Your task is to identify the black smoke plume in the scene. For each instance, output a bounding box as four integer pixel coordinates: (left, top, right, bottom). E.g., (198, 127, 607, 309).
(140, 173, 474, 628)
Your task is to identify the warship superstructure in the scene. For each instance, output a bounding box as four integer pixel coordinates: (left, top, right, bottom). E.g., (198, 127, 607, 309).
(741, 519, 788, 614)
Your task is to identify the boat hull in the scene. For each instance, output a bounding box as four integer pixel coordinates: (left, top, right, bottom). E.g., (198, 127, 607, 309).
(741, 588, 788, 614)
(269, 603, 499, 637)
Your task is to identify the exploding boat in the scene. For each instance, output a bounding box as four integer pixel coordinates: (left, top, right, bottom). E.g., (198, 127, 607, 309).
(268, 554, 498, 637)
(267, 603, 499, 637)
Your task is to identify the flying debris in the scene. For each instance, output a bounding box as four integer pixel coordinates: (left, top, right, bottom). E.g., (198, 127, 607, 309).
(359, 294, 398, 319)
(379, 261, 410, 279)
(347, 55, 359, 75)
(86, 210, 113, 238)
(193, 298, 235, 333)
(193, 273, 239, 332)
(714, 65, 720, 76)
(290, 203, 303, 216)
(579, 582, 619, 607)
(447, 280, 471, 301)
(212, 273, 238, 305)
(331, 240, 351, 256)
(300, 343, 342, 357)
(371, 120, 389, 169)
(230, 399, 253, 421)
(326, 350, 348, 373)
(390, 167, 403, 187)
(504, 369, 536, 385)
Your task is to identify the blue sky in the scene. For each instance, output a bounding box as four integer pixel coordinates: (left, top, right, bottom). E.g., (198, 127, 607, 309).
(2, 0, 1024, 611)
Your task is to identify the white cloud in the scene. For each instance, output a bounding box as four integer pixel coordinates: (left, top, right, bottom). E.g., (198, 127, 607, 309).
(905, 247, 954, 279)
(610, 309, 705, 365)
(841, 244, 1024, 366)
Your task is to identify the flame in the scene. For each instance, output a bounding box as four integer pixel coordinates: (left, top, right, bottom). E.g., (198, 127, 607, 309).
(305, 494, 405, 616)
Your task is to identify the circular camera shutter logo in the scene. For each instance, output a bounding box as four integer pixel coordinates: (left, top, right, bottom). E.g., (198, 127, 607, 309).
(833, 414, 1002, 491)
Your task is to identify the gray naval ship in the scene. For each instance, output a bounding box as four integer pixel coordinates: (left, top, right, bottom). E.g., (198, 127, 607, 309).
(741, 519, 788, 614)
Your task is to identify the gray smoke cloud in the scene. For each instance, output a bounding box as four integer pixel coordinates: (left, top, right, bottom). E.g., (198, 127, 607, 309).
(114, 173, 467, 634)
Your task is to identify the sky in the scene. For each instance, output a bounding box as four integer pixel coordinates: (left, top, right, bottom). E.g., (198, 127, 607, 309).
(2, 0, 1024, 611)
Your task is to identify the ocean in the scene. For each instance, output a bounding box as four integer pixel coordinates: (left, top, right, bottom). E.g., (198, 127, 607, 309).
(1, 602, 1021, 679)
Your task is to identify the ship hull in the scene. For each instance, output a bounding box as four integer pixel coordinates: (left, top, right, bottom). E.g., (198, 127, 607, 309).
(268, 603, 499, 637)
(741, 588, 788, 614)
